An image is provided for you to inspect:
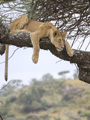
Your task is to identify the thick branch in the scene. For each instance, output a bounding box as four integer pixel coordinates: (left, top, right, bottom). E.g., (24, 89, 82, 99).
(0, 22, 90, 83)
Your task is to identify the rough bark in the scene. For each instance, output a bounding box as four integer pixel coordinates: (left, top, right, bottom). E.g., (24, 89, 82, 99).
(0, 22, 90, 83)
(0, 44, 5, 55)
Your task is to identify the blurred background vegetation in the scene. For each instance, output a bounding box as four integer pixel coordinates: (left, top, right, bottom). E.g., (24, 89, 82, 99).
(0, 71, 90, 120)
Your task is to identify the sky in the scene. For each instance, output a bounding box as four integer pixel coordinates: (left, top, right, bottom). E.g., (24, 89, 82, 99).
(0, 45, 77, 88)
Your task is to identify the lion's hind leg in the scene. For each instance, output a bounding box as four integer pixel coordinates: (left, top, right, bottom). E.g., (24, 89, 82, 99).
(10, 16, 29, 34)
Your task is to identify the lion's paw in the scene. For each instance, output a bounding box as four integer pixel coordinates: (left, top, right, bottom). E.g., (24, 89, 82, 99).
(32, 55, 38, 64)
(67, 49, 74, 57)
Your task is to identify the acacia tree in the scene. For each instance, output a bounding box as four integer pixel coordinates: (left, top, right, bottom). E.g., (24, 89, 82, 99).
(0, 0, 90, 83)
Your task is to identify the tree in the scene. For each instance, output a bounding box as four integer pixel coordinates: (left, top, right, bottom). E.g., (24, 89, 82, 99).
(42, 74, 53, 81)
(58, 71, 70, 78)
(0, 0, 90, 83)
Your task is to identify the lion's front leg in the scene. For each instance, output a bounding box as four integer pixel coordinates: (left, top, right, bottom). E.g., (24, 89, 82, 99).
(65, 41, 74, 57)
(30, 32, 40, 64)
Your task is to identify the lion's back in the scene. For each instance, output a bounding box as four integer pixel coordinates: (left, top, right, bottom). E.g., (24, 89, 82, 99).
(24, 20, 42, 32)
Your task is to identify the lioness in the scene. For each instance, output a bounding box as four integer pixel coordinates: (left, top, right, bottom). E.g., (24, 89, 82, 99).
(10, 16, 74, 62)
(5, 16, 74, 80)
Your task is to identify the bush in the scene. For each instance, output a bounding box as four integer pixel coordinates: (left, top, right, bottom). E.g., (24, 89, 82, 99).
(7, 114, 15, 118)
(18, 86, 45, 105)
(62, 94, 73, 102)
(0, 108, 7, 116)
(31, 101, 42, 110)
(40, 115, 50, 120)
(21, 105, 31, 113)
(10, 96, 17, 102)
(5, 98, 10, 106)
(26, 115, 39, 120)
(21, 100, 51, 113)
(41, 101, 51, 110)
(81, 112, 90, 120)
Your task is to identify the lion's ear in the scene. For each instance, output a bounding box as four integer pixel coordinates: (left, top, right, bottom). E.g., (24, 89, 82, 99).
(62, 32, 67, 37)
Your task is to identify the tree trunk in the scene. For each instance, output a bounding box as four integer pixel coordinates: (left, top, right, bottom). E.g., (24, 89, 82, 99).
(0, 22, 90, 83)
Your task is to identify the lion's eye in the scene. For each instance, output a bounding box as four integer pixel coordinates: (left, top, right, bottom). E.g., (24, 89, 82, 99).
(59, 39, 61, 42)
(53, 32, 57, 37)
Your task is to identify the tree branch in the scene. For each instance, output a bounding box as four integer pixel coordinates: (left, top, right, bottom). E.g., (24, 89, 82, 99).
(0, 44, 5, 55)
(0, 22, 90, 83)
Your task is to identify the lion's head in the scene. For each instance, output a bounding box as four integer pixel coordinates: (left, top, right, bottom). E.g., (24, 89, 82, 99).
(50, 29, 67, 51)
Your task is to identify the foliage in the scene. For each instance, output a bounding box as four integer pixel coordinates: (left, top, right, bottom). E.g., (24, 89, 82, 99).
(9, 96, 17, 102)
(80, 112, 90, 120)
(0, 80, 23, 96)
(0, 74, 90, 120)
(26, 115, 39, 120)
(58, 71, 69, 75)
(41, 73, 54, 81)
(58, 71, 70, 78)
(40, 115, 50, 120)
(0, 108, 7, 116)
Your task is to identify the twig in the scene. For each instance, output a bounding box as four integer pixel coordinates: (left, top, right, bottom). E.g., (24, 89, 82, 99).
(0, 80, 12, 91)
(0, 48, 19, 64)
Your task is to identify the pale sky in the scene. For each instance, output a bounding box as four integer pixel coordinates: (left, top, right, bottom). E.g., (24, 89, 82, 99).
(0, 45, 76, 88)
